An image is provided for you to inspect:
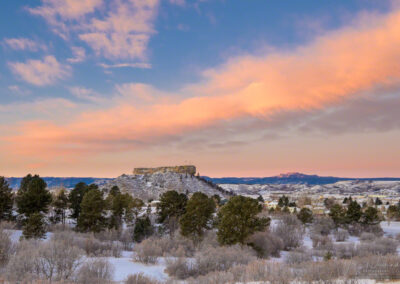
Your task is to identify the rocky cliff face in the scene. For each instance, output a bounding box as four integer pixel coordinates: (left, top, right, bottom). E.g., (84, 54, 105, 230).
(101, 169, 227, 200)
(133, 165, 196, 176)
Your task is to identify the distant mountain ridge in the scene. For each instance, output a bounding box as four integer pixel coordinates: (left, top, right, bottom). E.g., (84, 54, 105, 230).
(204, 172, 400, 185)
(5, 172, 400, 189)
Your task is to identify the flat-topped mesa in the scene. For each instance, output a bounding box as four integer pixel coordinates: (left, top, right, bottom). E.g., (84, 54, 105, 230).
(133, 165, 196, 176)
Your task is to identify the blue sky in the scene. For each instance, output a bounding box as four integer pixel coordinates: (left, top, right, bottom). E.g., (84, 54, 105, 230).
(1, 0, 400, 177)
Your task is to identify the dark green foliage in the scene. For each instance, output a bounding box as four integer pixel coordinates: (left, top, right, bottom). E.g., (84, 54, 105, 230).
(77, 188, 106, 233)
(362, 206, 380, 225)
(50, 189, 69, 224)
(180, 192, 216, 241)
(346, 200, 362, 223)
(108, 193, 142, 230)
(133, 216, 153, 242)
(16, 174, 51, 218)
(23, 212, 46, 239)
(68, 182, 96, 220)
(329, 204, 346, 226)
(257, 195, 264, 203)
(217, 195, 270, 245)
(0, 177, 13, 221)
(387, 204, 400, 220)
(157, 190, 187, 225)
(375, 197, 383, 206)
(109, 185, 121, 197)
(278, 195, 289, 207)
(297, 207, 313, 224)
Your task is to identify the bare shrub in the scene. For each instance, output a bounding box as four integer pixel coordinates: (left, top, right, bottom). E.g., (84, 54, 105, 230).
(300, 260, 357, 282)
(247, 231, 283, 258)
(121, 228, 135, 250)
(193, 245, 256, 277)
(133, 238, 162, 264)
(359, 232, 376, 242)
(333, 243, 357, 259)
(285, 250, 313, 265)
(125, 273, 159, 284)
(273, 215, 304, 250)
(186, 270, 234, 284)
(363, 224, 384, 237)
(5, 240, 40, 282)
(334, 228, 349, 242)
(71, 233, 122, 257)
(165, 257, 194, 279)
(312, 216, 335, 236)
(356, 255, 400, 280)
(0, 229, 13, 266)
(358, 237, 398, 256)
(311, 233, 333, 250)
(75, 258, 114, 284)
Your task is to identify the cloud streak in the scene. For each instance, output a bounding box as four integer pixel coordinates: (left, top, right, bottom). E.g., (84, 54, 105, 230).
(8, 56, 71, 86)
(5, 7, 400, 160)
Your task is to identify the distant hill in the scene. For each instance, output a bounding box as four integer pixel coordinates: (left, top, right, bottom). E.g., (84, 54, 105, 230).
(204, 172, 400, 185)
(6, 177, 111, 189)
(5, 172, 400, 189)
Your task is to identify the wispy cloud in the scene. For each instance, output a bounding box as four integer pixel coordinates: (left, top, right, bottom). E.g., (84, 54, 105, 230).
(67, 46, 86, 63)
(30, 0, 159, 61)
(69, 86, 104, 103)
(98, 62, 151, 69)
(3, 38, 46, 51)
(5, 6, 400, 161)
(8, 56, 71, 86)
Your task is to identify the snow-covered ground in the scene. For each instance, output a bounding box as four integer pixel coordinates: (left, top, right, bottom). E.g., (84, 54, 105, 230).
(381, 221, 400, 236)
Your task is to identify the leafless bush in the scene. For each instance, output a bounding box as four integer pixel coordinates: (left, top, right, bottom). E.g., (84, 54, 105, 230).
(165, 257, 194, 279)
(166, 245, 256, 279)
(285, 250, 313, 265)
(299, 259, 357, 282)
(362, 224, 384, 237)
(359, 232, 376, 242)
(334, 228, 349, 242)
(75, 258, 114, 284)
(0, 229, 14, 266)
(186, 270, 234, 284)
(125, 273, 160, 284)
(273, 215, 304, 250)
(5, 240, 40, 282)
(133, 238, 162, 264)
(0, 221, 17, 230)
(358, 237, 398, 256)
(247, 231, 283, 258)
(312, 216, 335, 236)
(356, 255, 400, 280)
(70, 233, 122, 257)
(311, 233, 333, 250)
(333, 243, 357, 259)
(121, 228, 135, 250)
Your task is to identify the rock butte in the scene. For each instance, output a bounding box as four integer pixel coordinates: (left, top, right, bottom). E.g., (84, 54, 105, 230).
(133, 165, 196, 176)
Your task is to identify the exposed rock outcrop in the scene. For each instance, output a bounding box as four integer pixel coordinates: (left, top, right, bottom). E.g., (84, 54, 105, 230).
(101, 166, 229, 200)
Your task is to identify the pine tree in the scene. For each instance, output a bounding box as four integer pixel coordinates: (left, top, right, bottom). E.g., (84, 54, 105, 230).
(180, 192, 216, 241)
(68, 182, 90, 220)
(217, 196, 270, 245)
(329, 204, 346, 226)
(51, 189, 69, 224)
(77, 188, 106, 233)
(156, 190, 187, 232)
(23, 212, 46, 239)
(16, 174, 51, 218)
(346, 200, 362, 223)
(297, 207, 313, 224)
(133, 216, 153, 242)
(362, 206, 380, 225)
(0, 177, 13, 221)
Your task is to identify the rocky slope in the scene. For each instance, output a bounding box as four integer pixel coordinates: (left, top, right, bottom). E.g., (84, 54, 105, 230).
(100, 171, 228, 200)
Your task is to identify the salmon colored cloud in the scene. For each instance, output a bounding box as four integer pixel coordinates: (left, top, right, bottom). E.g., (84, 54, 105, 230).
(5, 7, 400, 158)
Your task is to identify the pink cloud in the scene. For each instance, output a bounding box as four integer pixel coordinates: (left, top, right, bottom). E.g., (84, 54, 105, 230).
(8, 56, 71, 86)
(5, 7, 400, 162)
(3, 38, 46, 51)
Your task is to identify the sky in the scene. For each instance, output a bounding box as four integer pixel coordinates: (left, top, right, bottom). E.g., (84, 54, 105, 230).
(1, 0, 400, 178)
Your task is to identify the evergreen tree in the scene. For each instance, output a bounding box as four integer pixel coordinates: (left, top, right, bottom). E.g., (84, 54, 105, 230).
(0, 177, 13, 221)
(77, 188, 106, 233)
(68, 182, 90, 220)
(133, 216, 153, 242)
(346, 200, 362, 223)
(23, 212, 46, 239)
(257, 195, 264, 203)
(51, 189, 69, 224)
(16, 174, 51, 218)
(329, 204, 346, 226)
(278, 195, 289, 207)
(362, 206, 380, 225)
(157, 190, 187, 232)
(108, 193, 135, 230)
(297, 207, 313, 224)
(217, 196, 270, 245)
(375, 197, 383, 206)
(180, 192, 216, 241)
